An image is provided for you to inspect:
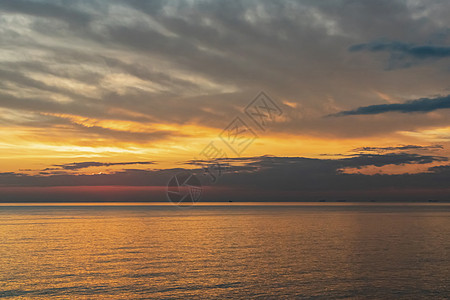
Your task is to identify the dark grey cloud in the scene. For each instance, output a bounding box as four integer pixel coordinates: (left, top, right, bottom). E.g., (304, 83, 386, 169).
(1, 154, 449, 202)
(339, 153, 447, 168)
(349, 40, 450, 69)
(0, 0, 92, 26)
(331, 95, 450, 116)
(209, 155, 450, 201)
(0, 168, 177, 188)
(223, 153, 447, 173)
(350, 41, 450, 58)
(353, 145, 444, 153)
(52, 161, 155, 171)
(2, 153, 445, 185)
(428, 164, 450, 173)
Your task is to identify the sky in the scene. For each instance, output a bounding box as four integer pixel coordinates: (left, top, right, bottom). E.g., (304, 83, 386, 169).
(0, 0, 450, 202)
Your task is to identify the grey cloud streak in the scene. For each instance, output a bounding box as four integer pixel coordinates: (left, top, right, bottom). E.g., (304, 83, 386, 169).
(51, 161, 155, 171)
(353, 145, 444, 153)
(349, 40, 450, 69)
(330, 95, 450, 116)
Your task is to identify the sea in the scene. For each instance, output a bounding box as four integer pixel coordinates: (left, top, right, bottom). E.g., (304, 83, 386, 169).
(1, 202, 449, 299)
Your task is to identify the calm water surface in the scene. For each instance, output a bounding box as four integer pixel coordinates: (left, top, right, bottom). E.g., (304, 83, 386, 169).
(1, 203, 449, 299)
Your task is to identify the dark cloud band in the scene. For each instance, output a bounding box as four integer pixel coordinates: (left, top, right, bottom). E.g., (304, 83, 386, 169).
(349, 41, 450, 59)
(51, 161, 155, 171)
(330, 95, 450, 116)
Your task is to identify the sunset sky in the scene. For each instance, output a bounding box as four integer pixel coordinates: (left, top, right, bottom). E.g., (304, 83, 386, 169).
(1, 0, 450, 202)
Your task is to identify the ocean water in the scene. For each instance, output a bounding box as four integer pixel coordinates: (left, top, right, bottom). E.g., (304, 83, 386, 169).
(1, 203, 449, 299)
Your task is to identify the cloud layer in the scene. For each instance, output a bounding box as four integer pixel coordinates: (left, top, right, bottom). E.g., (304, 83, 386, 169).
(1, 153, 449, 201)
(1, 0, 449, 141)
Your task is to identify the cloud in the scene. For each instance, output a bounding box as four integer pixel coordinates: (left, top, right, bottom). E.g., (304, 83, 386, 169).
(331, 95, 450, 116)
(428, 164, 450, 174)
(1, 0, 448, 139)
(349, 40, 450, 69)
(0, 0, 92, 27)
(352, 144, 443, 153)
(1, 151, 450, 202)
(51, 161, 155, 171)
(349, 40, 450, 59)
(3, 153, 445, 182)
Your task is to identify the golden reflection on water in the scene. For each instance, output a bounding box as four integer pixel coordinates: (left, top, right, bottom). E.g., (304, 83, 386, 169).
(1, 204, 450, 298)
